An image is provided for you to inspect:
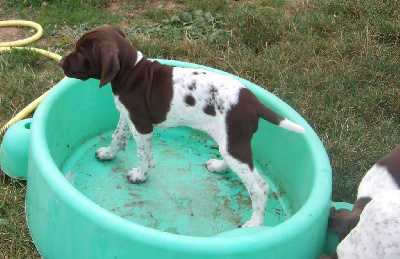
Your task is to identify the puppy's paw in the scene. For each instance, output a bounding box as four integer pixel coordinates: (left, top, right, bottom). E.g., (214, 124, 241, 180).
(205, 159, 228, 173)
(150, 158, 156, 168)
(242, 219, 263, 228)
(127, 168, 148, 183)
(95, 147, 117, 161)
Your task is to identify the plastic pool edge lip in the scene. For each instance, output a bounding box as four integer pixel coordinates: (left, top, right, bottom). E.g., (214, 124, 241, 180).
(29, 60, 332, 251)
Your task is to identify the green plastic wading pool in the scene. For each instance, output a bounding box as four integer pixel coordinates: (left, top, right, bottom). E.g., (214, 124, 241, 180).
(25, 60, 332, 258)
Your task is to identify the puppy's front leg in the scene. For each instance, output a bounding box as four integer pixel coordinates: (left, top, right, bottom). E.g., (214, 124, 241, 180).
(96, 115, 130, 161)
(127, 130, 155, 183)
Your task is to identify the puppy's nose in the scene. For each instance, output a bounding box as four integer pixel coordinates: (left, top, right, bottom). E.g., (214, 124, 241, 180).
(59, 58, 65, 68)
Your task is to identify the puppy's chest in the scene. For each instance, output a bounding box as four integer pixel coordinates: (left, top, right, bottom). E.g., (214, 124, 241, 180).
(159, 67, 244, 127)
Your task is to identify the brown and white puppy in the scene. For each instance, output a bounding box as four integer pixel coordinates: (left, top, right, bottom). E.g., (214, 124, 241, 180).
(59, 25, 305, 228)
(321, 143, 400, 258)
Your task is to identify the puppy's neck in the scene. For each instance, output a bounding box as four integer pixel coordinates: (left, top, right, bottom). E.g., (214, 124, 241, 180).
(109, 48, 155, 95)
(109, 44, 141, 87)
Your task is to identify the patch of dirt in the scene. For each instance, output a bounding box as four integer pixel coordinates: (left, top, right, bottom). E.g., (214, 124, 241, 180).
(108, 0, 179, 18)
(107, 0, 181, 31)
(153, 0, 179, 10)
(0, 27, 23, 43)
(108, 1, 145, 18)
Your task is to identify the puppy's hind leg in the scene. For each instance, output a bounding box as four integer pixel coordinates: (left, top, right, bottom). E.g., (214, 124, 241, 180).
(221, 142, 269, 228)
(229, 158, 269, 227)
(96, 115, 130, 161)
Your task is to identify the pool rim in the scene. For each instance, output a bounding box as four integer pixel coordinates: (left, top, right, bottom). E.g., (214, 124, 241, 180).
(28, 59, 332, 253)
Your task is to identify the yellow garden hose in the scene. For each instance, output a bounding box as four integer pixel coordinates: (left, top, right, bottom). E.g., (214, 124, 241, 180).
(0, 20, 64, 135)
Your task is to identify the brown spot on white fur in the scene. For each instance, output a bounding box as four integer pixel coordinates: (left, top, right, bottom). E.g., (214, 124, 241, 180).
(184, 94, 196, 106)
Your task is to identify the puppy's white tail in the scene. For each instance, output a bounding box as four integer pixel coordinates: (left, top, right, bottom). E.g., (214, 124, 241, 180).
(258, 103, 305, 134)
(278, 118, 305, 133)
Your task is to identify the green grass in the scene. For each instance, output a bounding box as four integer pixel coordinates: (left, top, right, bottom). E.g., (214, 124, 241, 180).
(1, 0, 399, 257)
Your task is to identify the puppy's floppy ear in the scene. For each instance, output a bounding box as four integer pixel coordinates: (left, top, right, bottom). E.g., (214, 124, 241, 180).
(99, 44, 120, 88)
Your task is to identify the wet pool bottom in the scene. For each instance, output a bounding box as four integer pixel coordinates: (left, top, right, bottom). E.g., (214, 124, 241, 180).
(61, 127, 295, 237)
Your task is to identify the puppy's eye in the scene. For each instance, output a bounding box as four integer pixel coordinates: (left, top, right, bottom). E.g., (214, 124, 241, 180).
(77, 53, 90, 68)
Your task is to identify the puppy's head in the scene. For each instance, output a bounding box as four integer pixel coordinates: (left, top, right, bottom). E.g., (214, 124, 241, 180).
(59, 25, 125, 88)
